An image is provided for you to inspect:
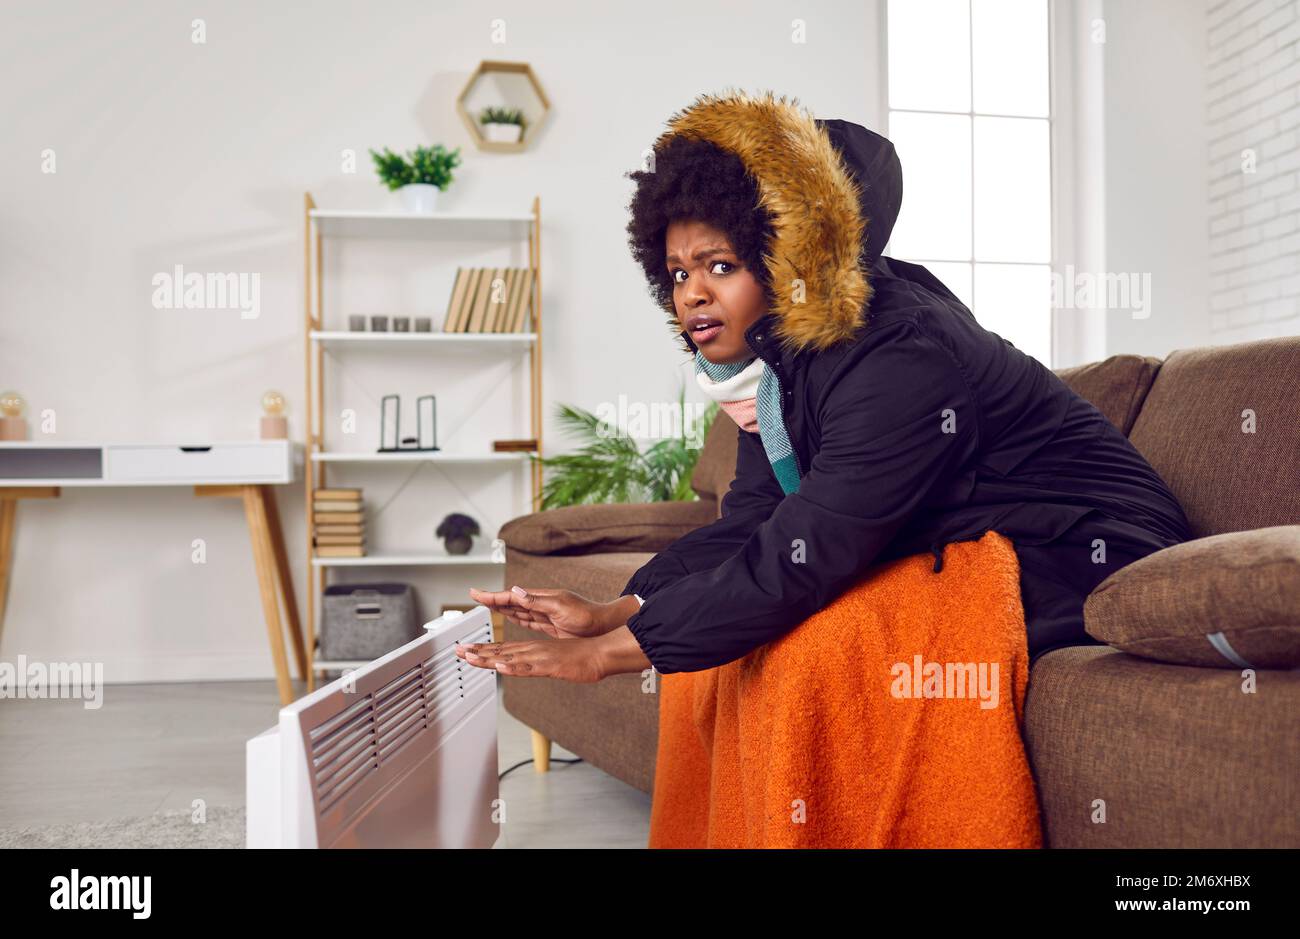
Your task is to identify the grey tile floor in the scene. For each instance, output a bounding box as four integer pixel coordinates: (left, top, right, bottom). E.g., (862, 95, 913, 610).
(0, 679, 651, 848)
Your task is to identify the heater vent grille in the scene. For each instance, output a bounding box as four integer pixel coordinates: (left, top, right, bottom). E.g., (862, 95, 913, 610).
(307, 623, 493, 815)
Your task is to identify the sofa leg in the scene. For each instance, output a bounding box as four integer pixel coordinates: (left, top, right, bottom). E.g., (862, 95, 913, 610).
(530, 729, 551, 773)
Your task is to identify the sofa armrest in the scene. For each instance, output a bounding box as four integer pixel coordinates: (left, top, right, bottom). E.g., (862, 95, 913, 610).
(499, 499, 718, 556)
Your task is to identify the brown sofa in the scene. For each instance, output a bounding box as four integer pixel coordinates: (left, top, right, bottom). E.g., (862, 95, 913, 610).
(499, 335, 1300, 847)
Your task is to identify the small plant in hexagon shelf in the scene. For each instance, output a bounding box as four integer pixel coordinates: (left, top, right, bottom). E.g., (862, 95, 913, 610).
(436, 512, 481, 556)
(479, 106, 526, 144)
(368, 144, 462, 213)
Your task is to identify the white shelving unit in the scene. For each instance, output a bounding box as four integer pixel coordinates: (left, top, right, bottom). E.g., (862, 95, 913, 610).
(302, 193, 543, 687)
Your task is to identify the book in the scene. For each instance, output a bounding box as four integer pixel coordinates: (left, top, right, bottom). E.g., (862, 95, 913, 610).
(314, 534, 366, 546)
(441, 268, 471, 332)
(310, 510, 364, 524)
(509, 268, 535, 331)
(448, 268, 482, 332)
(314, 523, 364, 536)
(500, 268, 524, 331)
(315, 545, 366, 558)
(466, 267, 500, 332)
(493, 438, 538, 452)
(483, 268, 508, 332)
(496, 268, 521, 332)
(313, 488, 361, 500)
(313, 500, 363, 512)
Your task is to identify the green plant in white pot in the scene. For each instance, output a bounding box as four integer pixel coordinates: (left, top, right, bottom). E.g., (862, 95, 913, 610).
(369, 144, 462, 213)
(479, 106, 526, 144)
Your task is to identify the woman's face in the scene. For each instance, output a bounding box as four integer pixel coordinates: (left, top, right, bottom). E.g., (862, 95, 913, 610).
(666, 218, 768, 364)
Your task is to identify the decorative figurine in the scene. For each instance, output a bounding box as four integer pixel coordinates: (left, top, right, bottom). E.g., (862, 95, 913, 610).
(416, 395, 437, 450)
(436, 513, 480, 555)
(378, 394, 439, 452)
(260, 390, 288, 439)
(0, 390, 28, 441)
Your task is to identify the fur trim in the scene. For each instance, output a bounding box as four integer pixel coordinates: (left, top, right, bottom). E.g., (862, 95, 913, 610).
(653, 89, 871, 353)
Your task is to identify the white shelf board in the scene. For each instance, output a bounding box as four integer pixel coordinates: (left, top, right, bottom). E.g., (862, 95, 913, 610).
(311, 551, 505, 568)
(309, 208, 533, 239)
(311, 451, 533, 463)
(311, 330, 536, 350)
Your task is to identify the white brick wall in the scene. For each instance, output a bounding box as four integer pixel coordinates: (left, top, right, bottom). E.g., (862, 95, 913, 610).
(1208, 0, 1300, 341)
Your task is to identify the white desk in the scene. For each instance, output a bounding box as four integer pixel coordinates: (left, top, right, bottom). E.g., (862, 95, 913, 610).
(0, 440, 305, 704)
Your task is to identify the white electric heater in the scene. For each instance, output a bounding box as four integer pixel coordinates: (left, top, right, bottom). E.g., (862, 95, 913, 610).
(246, 605, 500, 848)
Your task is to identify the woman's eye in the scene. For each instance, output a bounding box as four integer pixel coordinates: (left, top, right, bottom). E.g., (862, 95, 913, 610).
(670, 261, 733, 284)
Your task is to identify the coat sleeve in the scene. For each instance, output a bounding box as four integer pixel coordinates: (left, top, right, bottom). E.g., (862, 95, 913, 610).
(625, 326, 980, 673)
(619, 424, 786, 601)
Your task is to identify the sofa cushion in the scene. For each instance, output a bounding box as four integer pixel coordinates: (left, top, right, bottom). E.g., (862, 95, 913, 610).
(499, 499, 717, 556)
(1127, 336, 1300, 537)
(1083, 526, 1300, 669)
(1053, 354, 1162, 435)
(690, 409, 739, 514)
(1024, 644, 1300, 847)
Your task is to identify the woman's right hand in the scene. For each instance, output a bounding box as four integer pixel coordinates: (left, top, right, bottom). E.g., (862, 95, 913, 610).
(468, 586, 624, 640)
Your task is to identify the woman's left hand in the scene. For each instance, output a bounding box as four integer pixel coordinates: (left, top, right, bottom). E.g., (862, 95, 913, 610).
(454, 636, 607, 683)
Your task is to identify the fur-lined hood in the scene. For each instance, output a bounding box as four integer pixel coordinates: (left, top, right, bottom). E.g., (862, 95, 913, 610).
(649, 89, 903, 355)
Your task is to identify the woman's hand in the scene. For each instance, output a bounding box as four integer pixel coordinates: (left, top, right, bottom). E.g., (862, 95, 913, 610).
(468, 585, 635, 640)
(454, 626, 652, 683)
(454, 636, 608, 683)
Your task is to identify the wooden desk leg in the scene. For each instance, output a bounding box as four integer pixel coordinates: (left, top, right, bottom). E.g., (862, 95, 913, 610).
(0, 499, 15, 645)
(242, 485, 293, 706)
(0, 488, 60, 648)
(259, 485, 307, 681)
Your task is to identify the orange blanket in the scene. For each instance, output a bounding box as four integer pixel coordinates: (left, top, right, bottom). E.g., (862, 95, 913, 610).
(648, 530, 1043, 848)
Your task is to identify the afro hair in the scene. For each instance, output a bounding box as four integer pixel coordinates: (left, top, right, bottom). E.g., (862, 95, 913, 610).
(624, 134, 776, 353)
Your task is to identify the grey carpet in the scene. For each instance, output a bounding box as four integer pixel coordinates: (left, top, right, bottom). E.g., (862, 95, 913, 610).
(0, 806, 246, 849)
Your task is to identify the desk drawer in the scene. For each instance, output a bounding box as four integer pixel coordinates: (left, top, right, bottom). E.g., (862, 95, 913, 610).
(104, 442, 290, 482)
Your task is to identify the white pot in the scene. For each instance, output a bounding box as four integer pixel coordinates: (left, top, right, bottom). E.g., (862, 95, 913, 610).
(483, 122, 524, 144)
(399, 183, 439, 214)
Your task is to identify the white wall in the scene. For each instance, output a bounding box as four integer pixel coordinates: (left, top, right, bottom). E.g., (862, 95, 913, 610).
(0, 0, 884, 682)
(1207, 0, 1300, 342)
(1102, 0, 1213, 358)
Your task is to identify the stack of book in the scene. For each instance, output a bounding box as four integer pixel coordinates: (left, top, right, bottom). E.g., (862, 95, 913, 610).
(441, 266, 535, 333)
(313, 487, 365, 558)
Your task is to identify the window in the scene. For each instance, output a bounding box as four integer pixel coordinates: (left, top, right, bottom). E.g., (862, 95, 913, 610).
(884, 0, 1054, 365)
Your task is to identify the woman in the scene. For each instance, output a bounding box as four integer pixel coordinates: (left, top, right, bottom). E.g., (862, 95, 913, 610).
(455, 89, 1192, 681)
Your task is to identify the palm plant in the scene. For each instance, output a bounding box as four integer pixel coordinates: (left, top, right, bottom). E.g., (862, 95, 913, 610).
(528, 388, 718, 509)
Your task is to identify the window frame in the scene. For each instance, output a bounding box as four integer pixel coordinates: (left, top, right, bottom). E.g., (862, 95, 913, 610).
(875, 0, 1106, 368)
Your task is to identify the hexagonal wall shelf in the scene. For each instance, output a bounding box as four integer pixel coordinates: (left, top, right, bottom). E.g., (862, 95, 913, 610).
(456, 60, 550, 153)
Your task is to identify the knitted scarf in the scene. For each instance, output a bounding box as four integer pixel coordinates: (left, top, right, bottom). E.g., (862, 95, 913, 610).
(694, 351, 800, 495)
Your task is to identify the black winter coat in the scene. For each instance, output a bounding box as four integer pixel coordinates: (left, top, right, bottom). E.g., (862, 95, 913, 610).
(621, 92, 1193, 674)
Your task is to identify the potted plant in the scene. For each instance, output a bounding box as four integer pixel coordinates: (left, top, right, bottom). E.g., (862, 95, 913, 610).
(436, 512, 481, 555)
(526, 390, 720, 510)
(369, 144, 462, 214)
(479, 106, 526, 144)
